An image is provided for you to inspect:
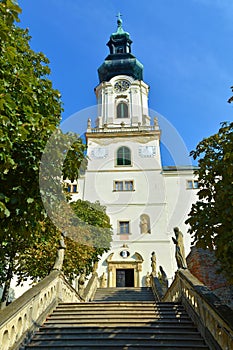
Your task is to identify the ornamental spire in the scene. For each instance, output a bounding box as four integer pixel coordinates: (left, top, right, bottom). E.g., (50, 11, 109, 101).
(97, 14, 144, 82)
(116, 12, 125, 34)
(116, 12, 123, 28)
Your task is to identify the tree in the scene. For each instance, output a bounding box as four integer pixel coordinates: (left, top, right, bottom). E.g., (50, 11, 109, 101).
(17, 200, 112, 283)
(0, 0, 85, 306)
(185, 121, 233, 282)
(228, 86, 233, 104)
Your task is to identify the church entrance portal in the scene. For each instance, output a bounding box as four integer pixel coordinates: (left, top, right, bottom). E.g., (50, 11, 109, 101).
(116, 269, 134, 287)
(106, 252, 143, 287)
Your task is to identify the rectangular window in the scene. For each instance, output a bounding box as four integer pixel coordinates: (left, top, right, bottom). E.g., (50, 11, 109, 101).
(72, 184, 78, 193)
(187, 180, 199, 189)
(193, 180, 199, 189)
(115, 181, 124, 191)
(114, 180, 134, 191)
(125, 181, 133, 191)
(65, 183, 78, 193)
(119, 221, 130, 234)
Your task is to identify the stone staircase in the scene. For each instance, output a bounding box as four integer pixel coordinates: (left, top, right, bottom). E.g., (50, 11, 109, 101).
(94, 287, 155, 302)
(24, 287, 210, 349)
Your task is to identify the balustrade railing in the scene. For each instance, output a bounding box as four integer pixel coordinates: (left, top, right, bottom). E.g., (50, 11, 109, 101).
(88, 125, 156, 134)
(83, 272, 99, 302)
(163, 269, 233, 350)
(0, 270, 81, 350)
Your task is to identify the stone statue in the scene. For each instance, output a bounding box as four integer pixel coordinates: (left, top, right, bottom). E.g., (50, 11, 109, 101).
(145, 272, 151, 287)
(100, 272, 107, 288)
(140, 214, 150, 234)
(154, 117, 159, 128)
(87, 118, 91, 129)
(172, 227, 187, 269)
(52, 231, 66, 271)
(78, 272, 86, 297)
(159, 266, 168, 290)
(151, 251, 157, 276)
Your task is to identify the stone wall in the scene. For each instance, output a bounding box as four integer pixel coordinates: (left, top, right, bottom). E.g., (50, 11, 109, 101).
(187, 246, 233, 308)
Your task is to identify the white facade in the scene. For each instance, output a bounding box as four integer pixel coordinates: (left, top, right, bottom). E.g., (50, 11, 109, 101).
(70, 20, 198, 287)
(70, 75, 198, 287)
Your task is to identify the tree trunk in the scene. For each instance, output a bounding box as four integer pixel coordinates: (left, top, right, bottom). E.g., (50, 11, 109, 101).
(1, 260, 13, 309)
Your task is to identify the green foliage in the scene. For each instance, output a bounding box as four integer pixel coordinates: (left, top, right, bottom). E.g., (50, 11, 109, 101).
(0, 0, 86, 303)
(70, 199, 112, 253)
(228, 86, 233, 104)
(18, 200, 112, 283)
(186, 122, 233, 281)
(0, 0, 61, 225)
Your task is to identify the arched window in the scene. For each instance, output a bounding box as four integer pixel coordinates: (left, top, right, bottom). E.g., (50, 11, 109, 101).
(117, 102, 128, 118)
(117, 146, 131, 166)
(116, 47, 124, 54)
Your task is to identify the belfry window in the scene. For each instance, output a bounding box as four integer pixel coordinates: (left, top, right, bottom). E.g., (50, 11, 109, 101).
(116, 47, 124, 53)
(117, 146, 131, 166)
(117, 102, 128, 118)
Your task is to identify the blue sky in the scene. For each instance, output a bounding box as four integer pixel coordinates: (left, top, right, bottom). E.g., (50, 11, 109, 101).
(18, 0, 232, 164)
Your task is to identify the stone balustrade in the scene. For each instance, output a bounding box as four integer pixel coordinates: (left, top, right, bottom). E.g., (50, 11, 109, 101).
(163, 269, 233, 350)
(88, 125, 156, 134)
(0, 270, 81, 350)
(150, 275, 163, 301)
(83, 272, 99, 302)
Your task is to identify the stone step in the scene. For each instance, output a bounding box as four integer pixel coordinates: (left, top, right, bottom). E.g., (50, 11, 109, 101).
(94, 290, 154, 293)
(25, 346, 209, 350)
(49, 312, 190, 319)
(59, 301, 182, 307)
(45, 320, 195, 327)
(93, 287, 155, 302)
(25, 338, 209, 349)
(95, 288, 152, 291)
(24, 298, 210, 350)
(93, 297, 156, 301)
(56, 302, 186, 311)
(53, 304, 187, 311)
(56, 307, 185, 314)
(56, 305, 159, 311)
(94, 291, 154, 295)
(51, 310, 187, 317)
(93, 294, 155, 297)
(33, 331, 203, 340)
(36, 325, 200, 334)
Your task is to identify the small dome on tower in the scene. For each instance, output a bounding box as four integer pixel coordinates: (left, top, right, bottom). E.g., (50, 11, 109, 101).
(98, 14, 143, 83)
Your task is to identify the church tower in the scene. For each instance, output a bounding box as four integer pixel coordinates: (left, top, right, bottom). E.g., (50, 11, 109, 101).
(76, 17, 198, 287)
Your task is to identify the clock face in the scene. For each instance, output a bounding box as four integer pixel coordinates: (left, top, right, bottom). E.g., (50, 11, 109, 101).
(114, 80, 130, 92)
(91, 148, 108, 159)
(139, 146, 156, 158)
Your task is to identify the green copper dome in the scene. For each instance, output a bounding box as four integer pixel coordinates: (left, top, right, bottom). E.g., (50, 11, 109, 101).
(111, 13, 130, 37)
(98, 15, 143, 83)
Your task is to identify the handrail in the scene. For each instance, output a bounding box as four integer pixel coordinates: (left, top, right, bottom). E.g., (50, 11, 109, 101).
(83, 272, 99, 302)
(151, 275, 163, 301)
(163, 269, 233, 350)
(0, 270, 81, 350)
